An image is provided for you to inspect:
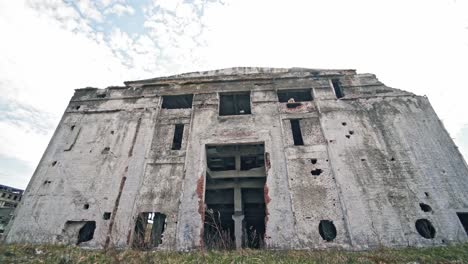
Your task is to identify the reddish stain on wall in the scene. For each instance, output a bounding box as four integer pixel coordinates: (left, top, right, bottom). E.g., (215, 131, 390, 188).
(196, 175, 205, 248)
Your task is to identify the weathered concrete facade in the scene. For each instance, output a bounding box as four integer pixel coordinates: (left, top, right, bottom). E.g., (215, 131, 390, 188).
(5, 67, 468, 250)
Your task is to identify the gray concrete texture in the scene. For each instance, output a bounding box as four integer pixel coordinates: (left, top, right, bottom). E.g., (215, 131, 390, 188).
(5, 67, 468, 250)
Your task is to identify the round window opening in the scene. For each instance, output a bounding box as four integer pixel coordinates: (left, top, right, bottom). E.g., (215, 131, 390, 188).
(319, 220, 337, 241)
(415, 219, 436, 239)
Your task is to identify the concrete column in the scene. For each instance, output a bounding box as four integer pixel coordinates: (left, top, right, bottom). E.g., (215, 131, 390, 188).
(232, 213, 244, 250)
(233, 186, 243, 249)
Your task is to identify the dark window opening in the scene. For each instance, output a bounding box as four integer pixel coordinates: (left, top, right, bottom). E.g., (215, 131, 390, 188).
(311, 169, 323, 176)
(419, 203, 432, 212)
(162, 94, 193, 109)
(103, 212, 111, 220)
(219, 92, 251, 116)
(415, 219, 436, 239)
(290, 119, 304, 146)
(96, 93, 106, 98)
(319, 220, 337, 241)
(171, 124, 184, 150)
(204, 144, 266, 250)
(133, 212, 166, 250)
(456, 212, 468, 236)
(332, 79, 344, 99)
(277, 89, 312, 103)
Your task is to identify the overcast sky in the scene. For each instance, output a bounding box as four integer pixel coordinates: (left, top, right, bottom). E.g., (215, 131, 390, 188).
(1, 0, 467, 189)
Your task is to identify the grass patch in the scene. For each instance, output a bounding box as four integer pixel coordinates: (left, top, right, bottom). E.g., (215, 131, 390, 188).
(0, 243, 467, 263)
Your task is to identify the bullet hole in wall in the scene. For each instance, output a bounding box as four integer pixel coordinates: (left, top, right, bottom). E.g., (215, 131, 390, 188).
(390, 157, 395, 161)
(43, 180, 52, 184)
(103, 212, 111, 220)
(110, 131, 114, 135)
(424, 192, 430, 197)
(342, 122, 347, 126)
(75, 106, 81, 110)
(311, 158, 317, 164)
(345, 135, 350, 139)
(349, 130, 354, 135)
(319, 220, 337, 241)
(361, 158, 366, 161)
(311, 169, 323, 176)
(419, 203, 432, 212)
(83, 204, 89, 210)
(71, 125, 75, 131)
(102, 147, 110, 154)
(52, 161, 57, 166)
(415, 219, 436, 239)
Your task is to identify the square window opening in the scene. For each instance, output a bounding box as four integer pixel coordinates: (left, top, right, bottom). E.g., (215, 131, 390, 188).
(219, 92, 251, 116)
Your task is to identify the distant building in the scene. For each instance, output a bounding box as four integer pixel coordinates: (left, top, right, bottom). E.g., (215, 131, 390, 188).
(4, 67, 468, 250)
(0, 184, 23, 208)
(0, 184, 23, 235)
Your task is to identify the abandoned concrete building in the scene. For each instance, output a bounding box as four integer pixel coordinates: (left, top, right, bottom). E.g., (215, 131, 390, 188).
(5, 67, 468, 250)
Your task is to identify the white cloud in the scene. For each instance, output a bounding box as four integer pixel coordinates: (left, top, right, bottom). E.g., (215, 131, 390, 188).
(76, 0, 103, 22)
(105, 3, 135, 16)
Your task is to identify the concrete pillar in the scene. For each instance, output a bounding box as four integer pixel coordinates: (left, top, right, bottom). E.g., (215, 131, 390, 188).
(232, 213, 244, 250)
(233, 186, 243, 249)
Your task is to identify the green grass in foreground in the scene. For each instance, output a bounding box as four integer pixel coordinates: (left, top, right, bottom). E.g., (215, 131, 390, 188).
(0, 243, 467, 264)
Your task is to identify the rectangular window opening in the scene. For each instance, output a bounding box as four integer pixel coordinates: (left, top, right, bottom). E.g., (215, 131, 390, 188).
(171, 124, 184, 150)
(332, 79, 344, 99)
(290, 119, 304, 146)
(133, 212, 166, 250)
(219, 92, 251, 116)
(457, 212, 468, 236)
(162, 94, 193, 109)
(277, 89, 312, 103)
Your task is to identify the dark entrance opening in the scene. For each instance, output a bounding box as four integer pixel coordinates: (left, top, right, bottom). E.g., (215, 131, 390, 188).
(63, 221, 96, 245)
(332, 79, 344, 99)
(204, 144, 266, 250)
(319, 220, 337, 241)
(415, 218, 436, 239)
(456, 212, 468, 236)
(133, 212, 166, 249)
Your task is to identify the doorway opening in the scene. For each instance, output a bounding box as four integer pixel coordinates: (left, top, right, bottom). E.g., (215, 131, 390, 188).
(204, 144, 267, 250)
